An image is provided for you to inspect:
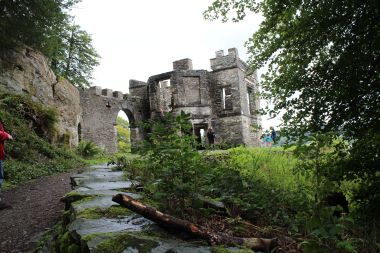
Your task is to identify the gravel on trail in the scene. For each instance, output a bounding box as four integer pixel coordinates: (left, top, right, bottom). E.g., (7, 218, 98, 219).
(0, 169, 82, 253)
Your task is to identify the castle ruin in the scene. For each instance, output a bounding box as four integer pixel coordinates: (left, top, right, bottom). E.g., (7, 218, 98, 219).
(80, 48, 261, 153)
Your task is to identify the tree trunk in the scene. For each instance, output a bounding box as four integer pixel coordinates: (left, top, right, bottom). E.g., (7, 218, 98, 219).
(112, 194, 277, 252)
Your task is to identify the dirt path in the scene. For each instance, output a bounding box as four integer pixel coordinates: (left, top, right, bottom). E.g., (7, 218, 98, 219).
(0, 169, 83, 253)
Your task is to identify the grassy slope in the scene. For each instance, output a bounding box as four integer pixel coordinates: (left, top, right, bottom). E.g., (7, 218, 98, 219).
(0, 91, 85, 188)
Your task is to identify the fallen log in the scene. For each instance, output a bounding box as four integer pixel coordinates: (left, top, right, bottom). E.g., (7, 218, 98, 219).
(112, 193, 277, 252)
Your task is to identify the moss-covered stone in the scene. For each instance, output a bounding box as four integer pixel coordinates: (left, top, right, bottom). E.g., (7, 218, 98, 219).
(62, 191, 91, 205)
(95, 233, 159, 253)
(77, 206, 133, 219)
(211, 246, 254, 253)
(57, 231, 81, 253)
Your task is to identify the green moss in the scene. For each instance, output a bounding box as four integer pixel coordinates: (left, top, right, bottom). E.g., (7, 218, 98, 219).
(67, 244, 80, 253)
(58, 231, 78, 253)
(96, 233, 159, 253)
(77, 207, 104, 219)
(211, 246, 254, 253)
(82, 232, 114, 242)
(106, 206, 133, 218)
(75, 195, 97, 204)
(62, 191, 89, 205)
(34, 229, 54, 253)
(77, 206, 133, 219)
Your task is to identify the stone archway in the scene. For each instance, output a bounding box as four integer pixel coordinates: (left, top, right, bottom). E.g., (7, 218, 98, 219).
(79, 87, 146, 154)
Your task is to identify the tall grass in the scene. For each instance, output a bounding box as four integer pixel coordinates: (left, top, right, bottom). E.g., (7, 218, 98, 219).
(228, 147, 311, 193)
(202, 147, 313, 226)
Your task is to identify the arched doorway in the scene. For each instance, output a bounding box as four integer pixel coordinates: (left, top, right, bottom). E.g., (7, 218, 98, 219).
(116, 110, 131, 153)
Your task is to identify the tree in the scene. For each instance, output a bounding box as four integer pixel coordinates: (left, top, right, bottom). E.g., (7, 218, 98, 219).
(0, 0, 77, 57)
(0, 0, 99, 88)
(52, 24, 99, 88)
(205, 0, 380, 248)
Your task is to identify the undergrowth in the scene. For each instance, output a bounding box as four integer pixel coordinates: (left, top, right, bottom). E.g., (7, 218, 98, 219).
(0, 91, 84, 188)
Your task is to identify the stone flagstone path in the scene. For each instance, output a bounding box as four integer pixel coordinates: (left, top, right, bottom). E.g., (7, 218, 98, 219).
(57, 164, 217, 253)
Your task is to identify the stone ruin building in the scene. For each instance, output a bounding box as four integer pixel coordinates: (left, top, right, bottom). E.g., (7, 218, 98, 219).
(80, 48, 261, 153)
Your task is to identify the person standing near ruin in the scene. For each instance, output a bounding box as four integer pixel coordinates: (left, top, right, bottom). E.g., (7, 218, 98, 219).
(270, 126, 277, 144)
(0, 120, 13, 210)
(207, 127, 215, 150)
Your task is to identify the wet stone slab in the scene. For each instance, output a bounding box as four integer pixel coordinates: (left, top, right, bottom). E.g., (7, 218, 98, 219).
(64, 165, 242, 252)
(85, 232, 212, 253)
(71, 170, 125, 187)
(72, 193, 141, 213)
(68, 216, 153, 236)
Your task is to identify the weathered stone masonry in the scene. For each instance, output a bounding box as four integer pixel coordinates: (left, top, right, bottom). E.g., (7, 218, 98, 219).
(80, 48, 261, 153)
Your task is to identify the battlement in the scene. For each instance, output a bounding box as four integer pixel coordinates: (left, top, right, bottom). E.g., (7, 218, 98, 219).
(210, 48, 240, 71)
(85, 86, 126, 100)
(173, 58, 193, 70)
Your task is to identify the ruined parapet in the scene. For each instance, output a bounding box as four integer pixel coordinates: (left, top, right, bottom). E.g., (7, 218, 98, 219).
(88, 86, 102, 95)
(129, 79, 148, 100)
(173, 58, 193, 70)
(210, 48, 246, 71)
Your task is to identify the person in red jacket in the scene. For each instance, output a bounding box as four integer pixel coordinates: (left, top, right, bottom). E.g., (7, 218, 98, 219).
(0, 120, 13, 210)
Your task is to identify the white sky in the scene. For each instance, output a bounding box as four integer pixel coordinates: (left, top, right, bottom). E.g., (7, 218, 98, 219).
(71, 0, 279, 130)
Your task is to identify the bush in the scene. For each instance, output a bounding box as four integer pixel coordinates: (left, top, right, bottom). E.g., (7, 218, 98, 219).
(76, 141, 101, 158)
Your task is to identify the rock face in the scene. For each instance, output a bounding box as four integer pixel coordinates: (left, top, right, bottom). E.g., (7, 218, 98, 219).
(0, 46, 81, 147)
(0, 47, 55, 104)
(53, 78, 82, 147)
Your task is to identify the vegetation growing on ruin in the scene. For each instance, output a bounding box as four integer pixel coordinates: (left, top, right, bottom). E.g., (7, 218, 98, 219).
(0, 91, 84, 188)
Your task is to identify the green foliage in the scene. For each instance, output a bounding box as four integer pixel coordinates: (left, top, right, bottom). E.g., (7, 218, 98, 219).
(202, 147, 311, 226)
(138, 111, 207, 215)
(298, 207, 356, 253)
(116, 116, 131, 153)
(108, 153, 141, 184)
(0, 0, 78, 54)
(205, 0, 380, 248)
(0, 91, 83, 188)
(0, 0, 99, 88)
(76, 141, 101, 158)
(294, 133, 356, 252)
(51, 24, 100, 88)
(0, 92, 58, 137)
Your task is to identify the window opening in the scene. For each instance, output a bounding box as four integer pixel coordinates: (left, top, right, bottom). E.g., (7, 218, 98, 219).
(159, 79, 170, 88)
(222, 88, 226, 109)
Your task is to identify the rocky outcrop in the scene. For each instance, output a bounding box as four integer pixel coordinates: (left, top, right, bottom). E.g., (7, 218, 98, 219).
(0, 46, 81, 147)
(53, 78, 82, 147)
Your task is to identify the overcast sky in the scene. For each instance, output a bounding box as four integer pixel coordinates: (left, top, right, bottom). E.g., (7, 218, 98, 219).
(71, 0, 279, 129)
